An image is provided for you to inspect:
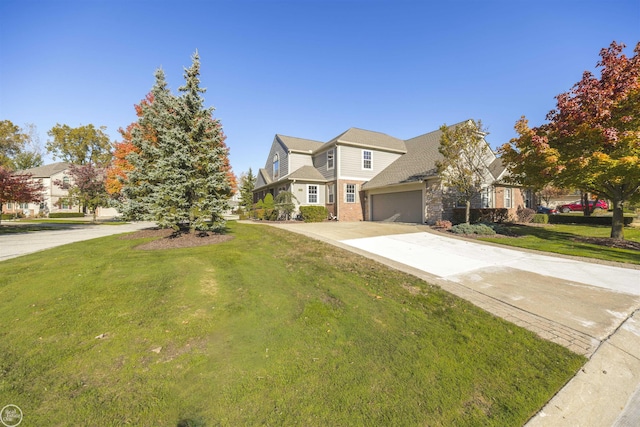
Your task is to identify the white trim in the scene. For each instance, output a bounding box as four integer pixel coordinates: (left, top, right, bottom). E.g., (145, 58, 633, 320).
(307, 184, 319, 204)
(345, 183, 357, 203)
(362, 149, 372, 170)
(327, 148, 335, 170)
(504, 187, 512, 208)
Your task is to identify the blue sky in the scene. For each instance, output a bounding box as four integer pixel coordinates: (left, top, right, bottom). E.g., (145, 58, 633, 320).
(1, 0, 638, 177)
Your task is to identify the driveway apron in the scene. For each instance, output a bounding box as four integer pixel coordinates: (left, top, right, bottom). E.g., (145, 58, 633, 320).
(261, 221, 640, 427)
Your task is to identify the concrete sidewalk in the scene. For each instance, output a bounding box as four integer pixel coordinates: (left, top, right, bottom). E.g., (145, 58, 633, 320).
(262, 221, 640, 427)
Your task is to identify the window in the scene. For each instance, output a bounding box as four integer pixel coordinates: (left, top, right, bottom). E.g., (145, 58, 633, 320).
(19, 203, 28, 209)
(7, 203, 12, 209)
(327, 149, 334, 170)
(362, 150, 372, 170)
(481, 188, 492, 208)
(308, 185, 318, 204)
(327, 184, 335, 204)
(345, 184, 356, 203)
(273, 154, 279, 179)
(504, 188, 512, 208)
(62, 176, 70, 186)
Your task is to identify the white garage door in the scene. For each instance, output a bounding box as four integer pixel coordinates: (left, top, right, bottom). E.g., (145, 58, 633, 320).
(371, 190, 423, 223)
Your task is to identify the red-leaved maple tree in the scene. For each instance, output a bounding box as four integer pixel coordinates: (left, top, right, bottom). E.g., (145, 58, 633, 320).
(0, 166, 45, 224)
(501, 41, 640, 239)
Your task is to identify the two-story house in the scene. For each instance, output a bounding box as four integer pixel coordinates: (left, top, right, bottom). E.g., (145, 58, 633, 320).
(2, 162, 80, 217)
(253, 121, 526, 223)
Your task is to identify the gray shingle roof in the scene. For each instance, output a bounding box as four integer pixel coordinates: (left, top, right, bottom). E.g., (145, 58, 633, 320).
(287, 165, 327, 182)
(488, 158, 506, 180)
(276, 135, 324, 153)
(362, 128, 444, 190)
(327, 128, 406, 153)
(17, 162, 71, 177)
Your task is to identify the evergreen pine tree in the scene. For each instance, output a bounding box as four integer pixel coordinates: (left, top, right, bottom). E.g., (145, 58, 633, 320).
(122, 52, 232, 231)
(239, 168, 256, 211)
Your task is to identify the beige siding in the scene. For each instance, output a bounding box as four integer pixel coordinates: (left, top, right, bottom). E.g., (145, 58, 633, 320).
(338, 146, 401, 180)
(289, 152, 314, 174)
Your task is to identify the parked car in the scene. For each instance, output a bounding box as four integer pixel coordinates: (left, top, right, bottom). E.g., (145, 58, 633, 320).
(536, 205, 557, 215)
(558, 200, 608, 213)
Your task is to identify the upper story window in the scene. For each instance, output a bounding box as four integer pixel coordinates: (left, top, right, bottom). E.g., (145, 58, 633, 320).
(362, 150, 372, 170)
(308, 185, 318, 204)
(327, 149, 335, 170)
(273, 153, 279, 179)
(62, 176, 70, 186)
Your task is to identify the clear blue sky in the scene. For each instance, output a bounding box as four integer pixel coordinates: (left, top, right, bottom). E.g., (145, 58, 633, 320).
(1, 0, 638, 177)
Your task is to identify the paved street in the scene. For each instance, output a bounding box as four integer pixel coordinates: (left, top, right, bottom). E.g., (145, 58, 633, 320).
(0, 221, 154, 261)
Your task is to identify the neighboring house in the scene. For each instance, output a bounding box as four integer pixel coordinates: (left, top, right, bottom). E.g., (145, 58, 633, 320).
(253, 121, 527, 224)
(2, 162, 80, 217)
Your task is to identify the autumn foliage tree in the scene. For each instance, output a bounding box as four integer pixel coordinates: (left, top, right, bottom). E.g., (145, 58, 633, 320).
(55, 164, 109, 222)
(500, 41, 640, 239)
(0, 166, 45, 224)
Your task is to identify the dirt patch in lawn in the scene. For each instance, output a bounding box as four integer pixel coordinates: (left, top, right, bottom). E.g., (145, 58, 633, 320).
(121, 228, 234, 250)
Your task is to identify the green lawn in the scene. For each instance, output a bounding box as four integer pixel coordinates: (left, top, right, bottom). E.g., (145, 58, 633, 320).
(0, 223, 584, 426)
(479, 224, 640, 265)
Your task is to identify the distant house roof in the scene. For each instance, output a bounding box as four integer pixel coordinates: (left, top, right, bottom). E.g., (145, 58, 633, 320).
(326, 128, 407, 153)
(276, 135, 324, 153)
(17, 162, 71, 178)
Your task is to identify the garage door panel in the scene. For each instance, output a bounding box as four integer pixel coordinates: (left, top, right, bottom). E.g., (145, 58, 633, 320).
(371, 191, 422, 223)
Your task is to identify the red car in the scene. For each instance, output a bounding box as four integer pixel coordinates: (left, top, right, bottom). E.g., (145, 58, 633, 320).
(559, 200, 608, 213)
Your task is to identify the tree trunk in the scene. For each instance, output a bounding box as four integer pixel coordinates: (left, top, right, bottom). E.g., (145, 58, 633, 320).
(465, 200, 471, 224)
(610, 197, 625, 240)
(582, 193, 591, 217)
(0, 202, 3, 225)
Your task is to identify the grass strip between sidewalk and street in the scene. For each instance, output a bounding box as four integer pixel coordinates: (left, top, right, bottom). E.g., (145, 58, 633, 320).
(0, 222, 585, 426)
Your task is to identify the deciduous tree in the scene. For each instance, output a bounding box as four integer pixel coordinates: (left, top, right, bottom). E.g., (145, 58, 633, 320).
(0, 120, 43, 170)
(0, 166, 45, 224)
(436, 119, 491, 224)
(500, 41, 640, 239)
(55, 164, 109, 222)
(47, 124, 112, 166)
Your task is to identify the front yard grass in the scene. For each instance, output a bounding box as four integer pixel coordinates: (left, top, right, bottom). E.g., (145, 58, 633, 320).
(478, 224, 640, 265)
(0, 222, 585, 425)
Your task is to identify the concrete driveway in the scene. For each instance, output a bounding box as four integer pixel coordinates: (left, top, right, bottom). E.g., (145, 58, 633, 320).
(263, 221, 640, 427)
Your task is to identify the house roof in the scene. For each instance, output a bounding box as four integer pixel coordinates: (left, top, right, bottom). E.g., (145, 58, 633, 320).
(488, 158, 507, 180)
(257, 168, 272, 186)
(362, 128, 444, 190)
(327, 128, 406, 153)
(276, 135, 324, 153)
(287, 165, 327, 182)
(17, 162, 71, 178)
